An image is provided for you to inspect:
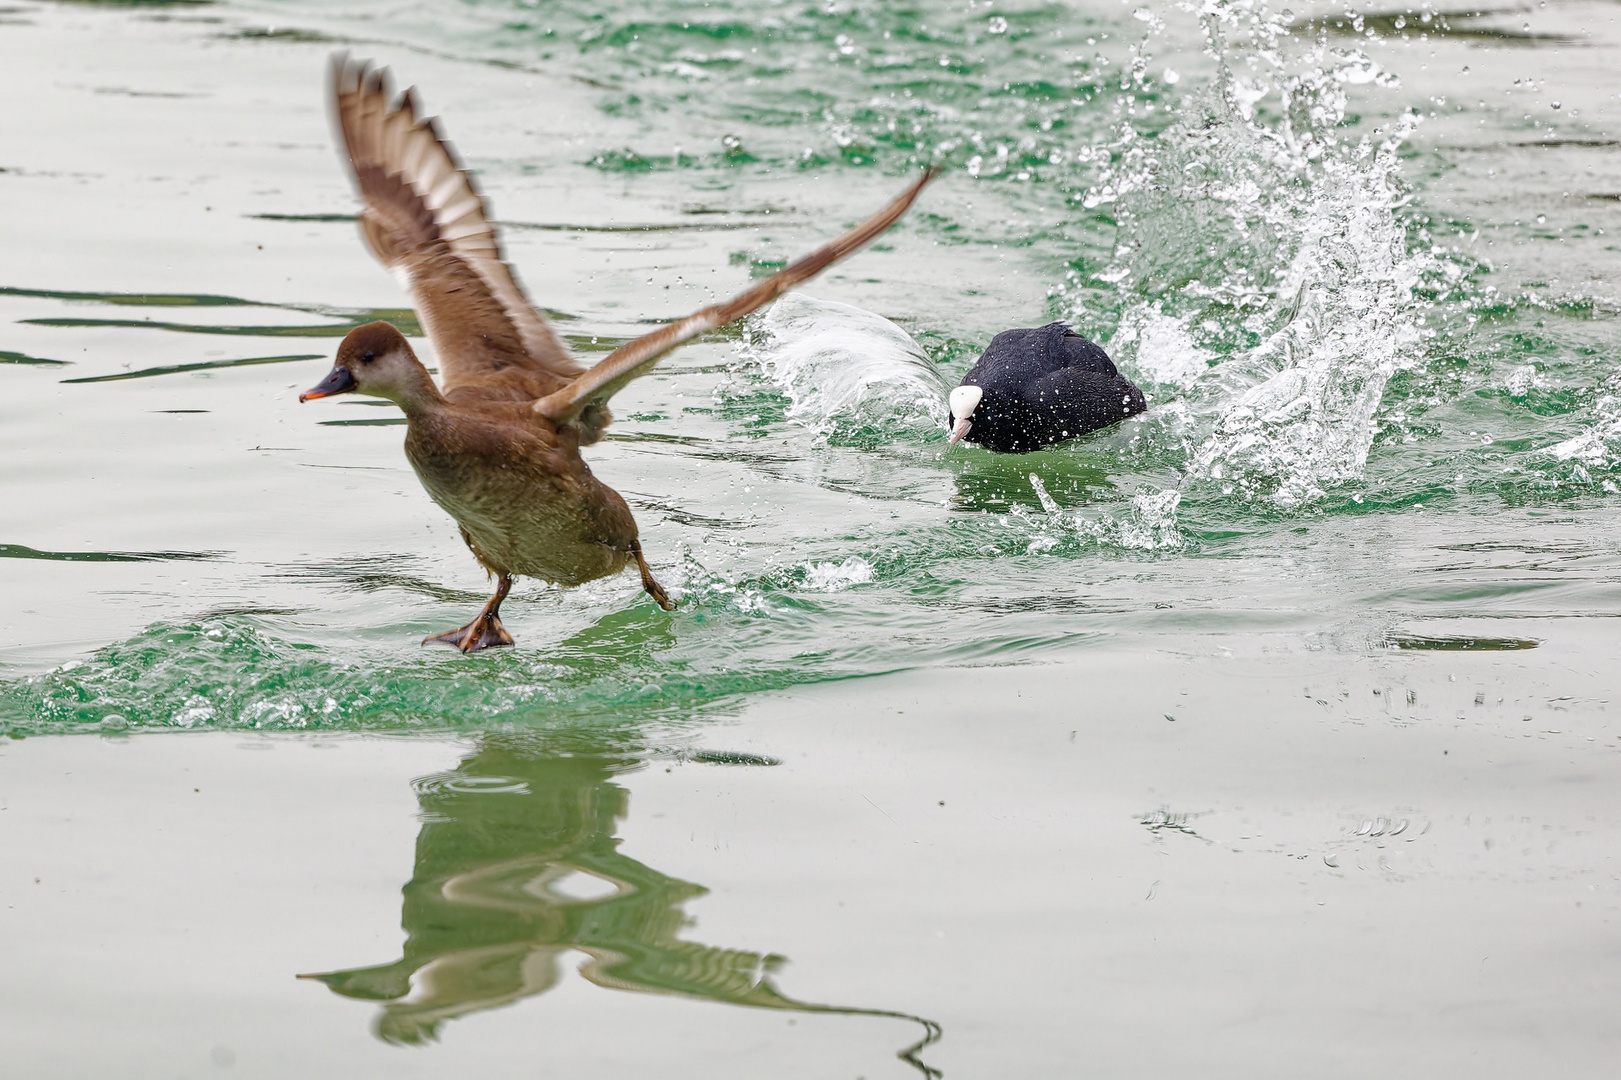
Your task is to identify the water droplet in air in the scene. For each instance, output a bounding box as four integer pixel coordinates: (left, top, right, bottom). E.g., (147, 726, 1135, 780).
(987, 16, 1008, 34)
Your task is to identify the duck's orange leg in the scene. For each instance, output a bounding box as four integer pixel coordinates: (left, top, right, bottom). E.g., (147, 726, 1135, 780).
(631, 539, 676, 611)
(424, 574, 515, 652)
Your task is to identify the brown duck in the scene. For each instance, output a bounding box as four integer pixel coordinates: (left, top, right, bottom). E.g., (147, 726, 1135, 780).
(299, 56, 932, 651)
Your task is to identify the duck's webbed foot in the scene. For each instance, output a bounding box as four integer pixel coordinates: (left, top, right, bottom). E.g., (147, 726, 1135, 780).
(631, 539, 676, 612)
(423, 612, 513, 652)
(424, 574, 516, 652)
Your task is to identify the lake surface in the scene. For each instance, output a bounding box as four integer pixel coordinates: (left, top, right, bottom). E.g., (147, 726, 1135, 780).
(2, 0, 1619, 1075)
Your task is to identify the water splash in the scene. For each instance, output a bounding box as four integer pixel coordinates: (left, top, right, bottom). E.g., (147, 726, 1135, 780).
(1187, 131, 1426, 506)
(737, 292, 948, 445)
(1547, 394, 1621, 470)
(800, 556, 876, 592)
(1109, 303, 1213, 390)
(1081, 486, 1185, 550)
(1026, 474, 1184, 552)
(1086, 0, 1433, 508)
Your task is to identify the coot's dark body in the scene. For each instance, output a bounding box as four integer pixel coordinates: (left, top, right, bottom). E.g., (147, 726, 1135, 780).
(952, 322, 1146, 453)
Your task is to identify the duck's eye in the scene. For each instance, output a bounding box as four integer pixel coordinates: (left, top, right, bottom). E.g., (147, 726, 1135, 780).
(360, 352, 376, 365)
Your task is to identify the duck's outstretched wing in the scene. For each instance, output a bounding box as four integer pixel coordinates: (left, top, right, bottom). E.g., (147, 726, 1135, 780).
(330, 54, 583, 398)
(532, 169, 936, 435)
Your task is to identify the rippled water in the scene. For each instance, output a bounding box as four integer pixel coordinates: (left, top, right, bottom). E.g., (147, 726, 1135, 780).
(3, 1, 1619, 1076)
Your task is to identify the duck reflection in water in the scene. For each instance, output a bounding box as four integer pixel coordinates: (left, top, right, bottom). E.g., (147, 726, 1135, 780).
(301, 735, 939, 1076)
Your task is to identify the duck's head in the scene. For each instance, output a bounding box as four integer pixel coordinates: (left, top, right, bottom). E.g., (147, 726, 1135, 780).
(947, 383, 983, 445)
(300, 321, 433, 409)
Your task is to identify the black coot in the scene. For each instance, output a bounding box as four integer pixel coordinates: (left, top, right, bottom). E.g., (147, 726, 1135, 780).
(947, 322, 1146, 453)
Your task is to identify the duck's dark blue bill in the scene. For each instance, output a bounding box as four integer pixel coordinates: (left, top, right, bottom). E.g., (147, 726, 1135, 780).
(299, 366, 357, 402)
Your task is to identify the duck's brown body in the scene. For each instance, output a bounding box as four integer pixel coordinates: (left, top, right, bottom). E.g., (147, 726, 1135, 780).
(299, 55, 930, 651)
(403, 397, 635, 588)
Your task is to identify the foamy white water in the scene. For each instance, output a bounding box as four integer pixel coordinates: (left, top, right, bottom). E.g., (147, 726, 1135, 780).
(740, 292, 949, 442)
